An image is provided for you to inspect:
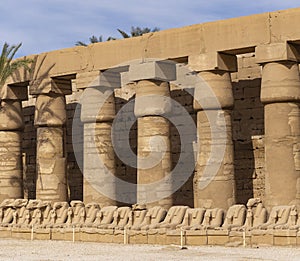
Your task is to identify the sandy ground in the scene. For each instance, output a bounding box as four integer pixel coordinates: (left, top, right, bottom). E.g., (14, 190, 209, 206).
(0, 239, 299, 260)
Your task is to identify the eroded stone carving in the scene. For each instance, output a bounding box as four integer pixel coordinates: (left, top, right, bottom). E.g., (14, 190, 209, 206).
(149, 206, 188, 230)
(220, 204, 246, 230)
(65, 201, 86, 227)
(138, 206, 167, 230)
(83, 202, 100, 226)
(176, 208, 206, 230)
(11, 199, 29, 227)
(125, 204, 147, 230)
(26, 200, 43, 227)
(258, 206, 291, 229)
(192, 208, 224, 230)
(275, 205, 298, 229)
(0, 199, 15, 226)
(96, 206, 118, 228)
(47, 202, 69, 228)
(40, 201, 53, 227)
(108, 206, 131, 230)
(233, 198, 267, 231)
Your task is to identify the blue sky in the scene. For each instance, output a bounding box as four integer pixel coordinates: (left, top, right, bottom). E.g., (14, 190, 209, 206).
(1, 0, 299, 57)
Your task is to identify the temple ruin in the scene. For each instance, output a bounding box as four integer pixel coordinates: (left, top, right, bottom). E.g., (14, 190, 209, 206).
(1, 7, 300, 246)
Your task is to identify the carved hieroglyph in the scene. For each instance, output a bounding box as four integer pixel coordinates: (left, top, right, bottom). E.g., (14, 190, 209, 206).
(35, 93, 67, 202)
(0, 100, 24, 202)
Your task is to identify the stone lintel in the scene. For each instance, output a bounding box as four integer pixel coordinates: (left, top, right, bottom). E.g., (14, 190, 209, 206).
(120, 71, 132, 87)
(75, 71, 99, 89)
(255, 42, 300, 64)
(188, 52, 237, 72)
(128, 61, 176, 82)
(170, 63, 198, 90)
(1, 83, 28, 101)
(30, 76, 73, 95)
(98, 70, 122, 88)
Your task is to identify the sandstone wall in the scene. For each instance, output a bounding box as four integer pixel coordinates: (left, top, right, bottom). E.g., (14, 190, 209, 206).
(232, 54, 265, 204)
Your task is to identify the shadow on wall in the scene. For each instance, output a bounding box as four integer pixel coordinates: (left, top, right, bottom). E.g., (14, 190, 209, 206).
(22, 106, 37, 199)
(66, 102, 83, 201)
(114, 96, 137, 207)
(170, 89, 196, 208)
(232, 78, 264, 205)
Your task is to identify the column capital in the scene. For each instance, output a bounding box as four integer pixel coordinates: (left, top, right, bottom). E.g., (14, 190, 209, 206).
(128, 60, 176, 82)
(255, 42, 300, 64)
(80, 87, 115, 123)
(34, 93, 66, 127)
(188, 52, 237, 72)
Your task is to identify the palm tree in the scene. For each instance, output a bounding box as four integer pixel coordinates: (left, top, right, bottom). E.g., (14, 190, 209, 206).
(0, 42, 32, 89)
(75, 35, 116, 46)
(117, 26, 160, 38)
(75, 27, 160, 46)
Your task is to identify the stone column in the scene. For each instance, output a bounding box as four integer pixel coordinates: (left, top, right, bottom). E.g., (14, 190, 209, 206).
(256, 43, 300, 209)
(34, 93, 67, 202)
(189, 52, 237, 210)
(78, 70, 122, 207)
(81, 87, 117, 206)
(0, 99, 24, 202)
(128, 61, 176, 209)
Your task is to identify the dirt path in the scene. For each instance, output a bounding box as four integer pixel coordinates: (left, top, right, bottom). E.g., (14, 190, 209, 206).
(0, 239, 299, 260)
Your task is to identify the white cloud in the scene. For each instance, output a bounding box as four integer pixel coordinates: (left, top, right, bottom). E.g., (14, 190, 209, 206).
(0, 0, 299, 57)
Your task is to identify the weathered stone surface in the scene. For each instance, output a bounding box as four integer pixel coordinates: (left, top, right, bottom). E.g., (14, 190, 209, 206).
(34, 94, 66, 127)
(80, 87, 115, 123)
(83, 122, 116, 206)
(194, 110, 235, 210)
(4, 7, 300, 247)
(189, 52, 237, 72)
(0, 85, 28, 101)
(260, 62, 300, 104)
(194, 71, 234, 110)
(0, 132, 23, 202)
(0, 101, 24, 130)
(134, 80, 171, 117)
(137, 116, 172, 209)
(128, 61, 176, 82)
(30, 76, 73, 95)
(36, 127, 67, 202)
(256, 43, 300, 64)
(264, 102, 300, 208)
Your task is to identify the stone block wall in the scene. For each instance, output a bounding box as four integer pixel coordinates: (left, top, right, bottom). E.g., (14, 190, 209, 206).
(22, 103, 37, 199)
(232, 53, 265, 204)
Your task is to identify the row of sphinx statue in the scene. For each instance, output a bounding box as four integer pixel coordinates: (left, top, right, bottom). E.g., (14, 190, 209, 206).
(0, 197, 299, 231)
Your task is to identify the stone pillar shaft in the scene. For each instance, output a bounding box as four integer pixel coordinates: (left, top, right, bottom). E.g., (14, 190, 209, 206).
(135, 80, 173, 209)
(0, 100, 24, 202)
(83, 122, 116, 206)
(189, 52, 237, 210)
(194, 70, 236, 210)
(81, 87, 116, 207)
(261, 61, 300, 208)
(35, 93, 67, 202)
(195, 109, 235, 209)
(137, 115, 172, 209)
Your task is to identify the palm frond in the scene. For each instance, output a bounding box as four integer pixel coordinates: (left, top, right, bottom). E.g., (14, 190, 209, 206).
(0, 42, 32, 88)
(117, 29, 130, 38)
(75, 41, 88, 46)
(106, 36, 116, 41)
